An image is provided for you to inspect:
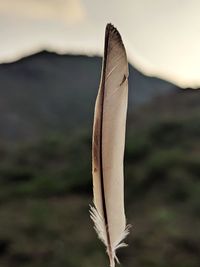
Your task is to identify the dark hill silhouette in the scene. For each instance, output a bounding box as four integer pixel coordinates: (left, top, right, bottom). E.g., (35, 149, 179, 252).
(0, 51, 180, 142)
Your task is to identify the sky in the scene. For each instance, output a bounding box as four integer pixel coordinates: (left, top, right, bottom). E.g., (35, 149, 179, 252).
(0, 0, 200, 88)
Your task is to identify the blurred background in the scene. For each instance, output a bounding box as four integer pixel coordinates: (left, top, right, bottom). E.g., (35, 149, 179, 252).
(0, 1, 200, 267)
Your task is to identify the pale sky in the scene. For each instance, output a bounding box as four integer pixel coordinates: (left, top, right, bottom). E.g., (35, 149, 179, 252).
(0, 0, 200, 87)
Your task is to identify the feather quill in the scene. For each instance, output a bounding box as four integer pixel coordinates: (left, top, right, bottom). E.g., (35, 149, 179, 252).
(90, 24, 130, 267)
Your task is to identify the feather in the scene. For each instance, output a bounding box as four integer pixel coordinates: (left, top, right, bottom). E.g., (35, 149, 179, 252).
(90, 23, 130, 267)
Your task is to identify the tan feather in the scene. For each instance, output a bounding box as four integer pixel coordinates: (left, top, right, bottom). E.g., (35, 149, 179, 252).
(90, 23, 130, 267)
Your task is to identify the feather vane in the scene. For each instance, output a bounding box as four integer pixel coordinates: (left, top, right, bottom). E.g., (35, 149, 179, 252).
(90, 23, 130, 267)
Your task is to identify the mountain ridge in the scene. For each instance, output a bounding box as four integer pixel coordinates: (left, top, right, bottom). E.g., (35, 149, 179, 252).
(0, 50, 181, 142)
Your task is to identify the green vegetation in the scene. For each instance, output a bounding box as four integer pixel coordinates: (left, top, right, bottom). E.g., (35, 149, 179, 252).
(0, 114, 200, 267)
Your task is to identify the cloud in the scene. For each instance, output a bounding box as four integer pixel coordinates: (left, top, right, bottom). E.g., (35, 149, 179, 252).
(0, 0, 87, 25)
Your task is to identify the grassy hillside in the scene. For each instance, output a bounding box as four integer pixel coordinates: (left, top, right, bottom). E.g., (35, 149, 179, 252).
(0, 90, 200, 267)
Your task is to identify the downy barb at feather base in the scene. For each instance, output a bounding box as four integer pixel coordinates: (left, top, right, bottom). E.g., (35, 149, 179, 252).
(90, 23, 130, 267)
